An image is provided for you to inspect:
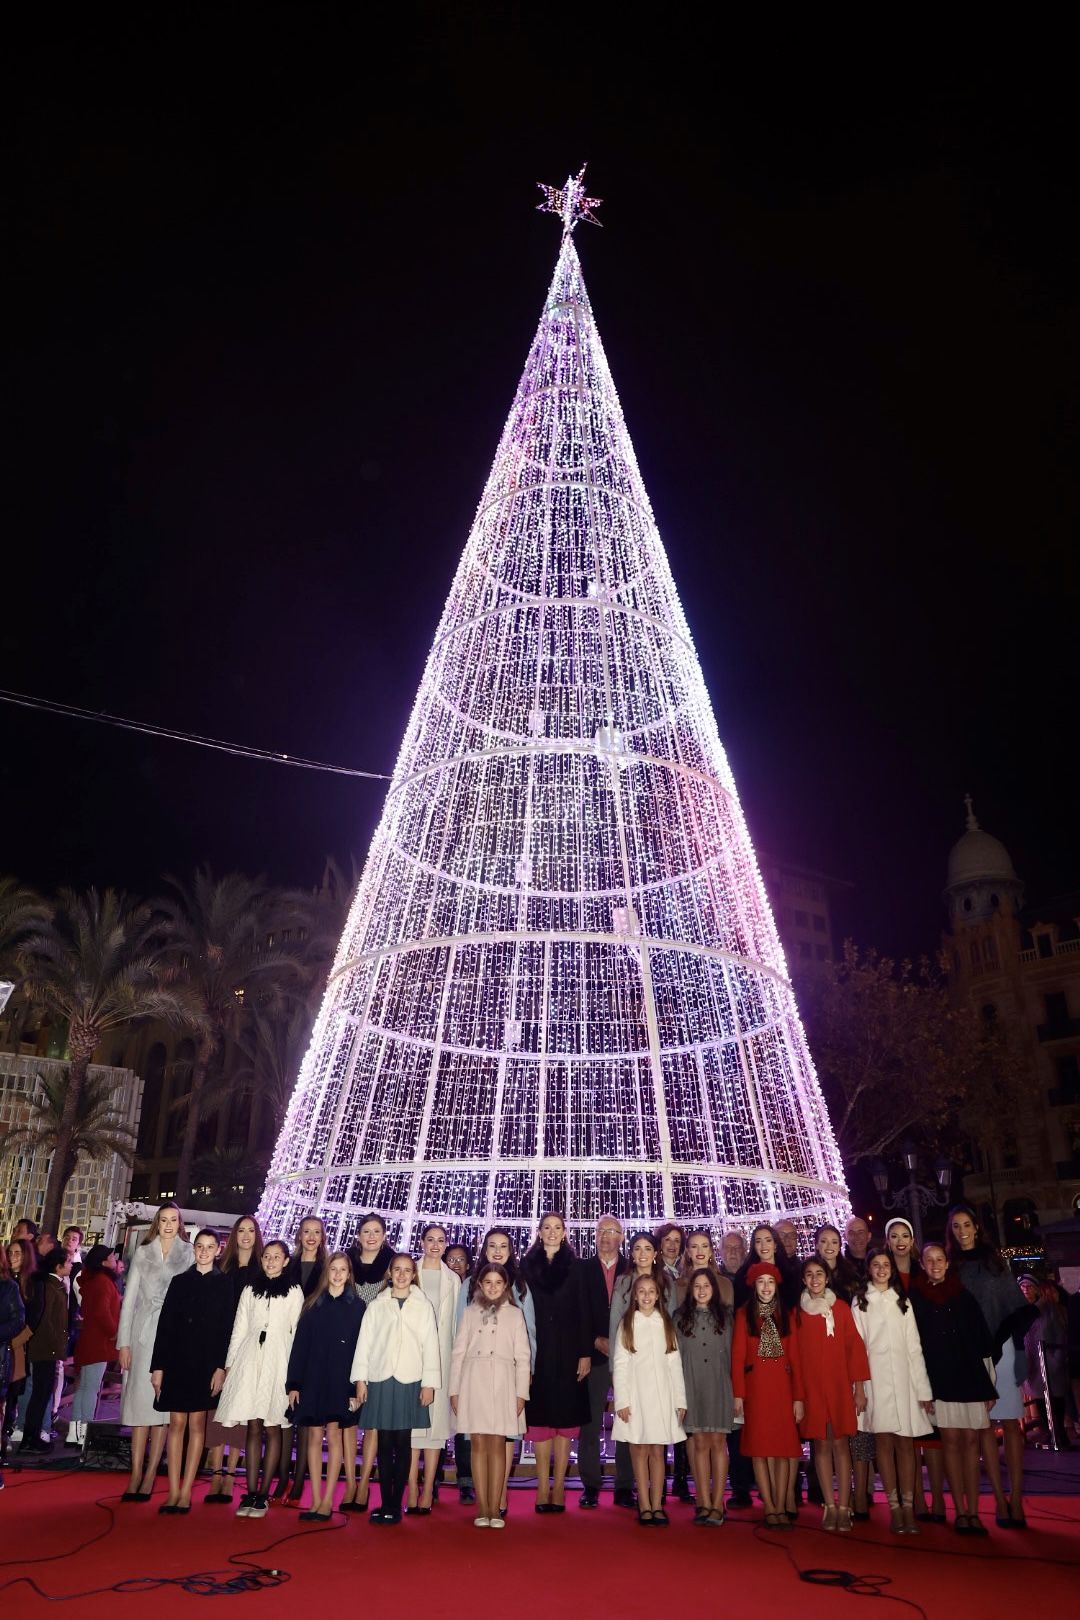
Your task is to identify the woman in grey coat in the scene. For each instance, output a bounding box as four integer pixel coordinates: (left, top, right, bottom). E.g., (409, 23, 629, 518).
(117, 1203, 193, 1501)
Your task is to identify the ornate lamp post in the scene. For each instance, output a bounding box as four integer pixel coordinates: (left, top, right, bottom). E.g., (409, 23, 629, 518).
(871, 1142, 952, 1247)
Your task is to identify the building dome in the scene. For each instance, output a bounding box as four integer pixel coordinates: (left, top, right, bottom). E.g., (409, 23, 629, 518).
(945, 797, 1023, 923)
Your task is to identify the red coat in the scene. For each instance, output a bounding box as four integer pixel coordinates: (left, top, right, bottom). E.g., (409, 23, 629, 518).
(74, 1269, 121, 1366)
(731, 1310, 804, 1458)
(795, 1298, 870, 1440)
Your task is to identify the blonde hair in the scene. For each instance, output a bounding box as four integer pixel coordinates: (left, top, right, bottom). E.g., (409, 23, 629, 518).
(139, 1201, 188, 1245)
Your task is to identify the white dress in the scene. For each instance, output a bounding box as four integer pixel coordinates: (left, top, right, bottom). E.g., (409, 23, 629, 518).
(118, 1237, 195, 1427)
(216, 1284, 304, 1428)
(852, 1288, 933, 1438)
(612, 1311, 687, 1445)
(411, 1263, 460, 1448)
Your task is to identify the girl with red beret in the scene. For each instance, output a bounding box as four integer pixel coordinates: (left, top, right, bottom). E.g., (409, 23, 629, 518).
(731, 1262, 805, 1526)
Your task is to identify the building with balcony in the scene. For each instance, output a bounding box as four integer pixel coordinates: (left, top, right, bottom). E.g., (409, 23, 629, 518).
(943, 798, 1080, 1239)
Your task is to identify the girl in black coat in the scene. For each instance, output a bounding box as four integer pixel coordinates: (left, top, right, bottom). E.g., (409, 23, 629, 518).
(521, 1213, 591, 1512)
(279, 1215, 330, 1505)
(150, 1230, 234, 1514)
(287, 1253, 366, 1520)
(910, 1243, 997, 1536)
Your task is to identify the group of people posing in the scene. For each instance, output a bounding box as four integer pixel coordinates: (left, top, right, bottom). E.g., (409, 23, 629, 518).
(0, 1202, 1043, 1535)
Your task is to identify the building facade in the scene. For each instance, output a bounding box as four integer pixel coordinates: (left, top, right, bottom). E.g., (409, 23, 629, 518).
(944, 799, 1080, 1238)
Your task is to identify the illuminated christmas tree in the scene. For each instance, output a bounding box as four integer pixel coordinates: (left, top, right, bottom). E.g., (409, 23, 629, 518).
(259, 171, 849, 1249)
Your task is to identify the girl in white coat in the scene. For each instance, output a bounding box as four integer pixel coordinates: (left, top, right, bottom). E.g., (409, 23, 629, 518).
(350, 1254, 441, 1526)
(852, 1248, 934, 1535)
(215, 1242, 303, 1518)
(407, 1224, 460, 1513)
(613, 1276, 687, 1527)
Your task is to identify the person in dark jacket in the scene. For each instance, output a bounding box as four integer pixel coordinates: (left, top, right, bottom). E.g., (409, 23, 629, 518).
(203, 1214, 263, 1503)
(576, 1214, 632, 1508)
(149, 1230, 233, 1513)
(911, 1243, 997, 1535)
(279, 1215, 330, 1505)
(287, 1253, 366, 1519)
(522, 1213, 591, 1512)
(0, 1245, 26, 1485)
(21, 1247, 71, 1451)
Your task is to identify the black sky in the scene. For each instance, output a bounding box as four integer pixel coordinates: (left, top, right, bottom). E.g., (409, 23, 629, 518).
(5, 11, 1076, 958)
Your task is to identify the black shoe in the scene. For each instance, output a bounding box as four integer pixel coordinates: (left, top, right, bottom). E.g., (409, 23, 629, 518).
(675, 1485, 695, 1504)
(459, 1485, 476, 1505)
(614, 1488, 637, 1509)
(728, 1493, 753, 1509)
(579, 1491, 599, 1509)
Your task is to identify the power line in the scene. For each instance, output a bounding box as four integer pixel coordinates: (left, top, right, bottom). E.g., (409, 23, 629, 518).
(0, 687, 391, 781)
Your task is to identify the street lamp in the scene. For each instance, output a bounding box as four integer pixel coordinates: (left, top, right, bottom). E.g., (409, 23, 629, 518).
(871, 1141, 953, 1247)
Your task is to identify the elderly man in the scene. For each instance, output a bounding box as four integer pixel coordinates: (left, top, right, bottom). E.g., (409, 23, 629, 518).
(844, 1215, 870, 1278)
(577, 1213, 633, 1508)
(774, 1219, 800, 1262)
(720, 1229, 747, 1281)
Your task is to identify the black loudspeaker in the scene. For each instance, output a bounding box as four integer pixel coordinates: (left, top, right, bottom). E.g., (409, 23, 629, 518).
(82, 1421, 133, 1472)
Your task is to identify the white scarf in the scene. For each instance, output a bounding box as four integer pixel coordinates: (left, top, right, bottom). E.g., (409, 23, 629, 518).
(800, 1286, 837, 1337)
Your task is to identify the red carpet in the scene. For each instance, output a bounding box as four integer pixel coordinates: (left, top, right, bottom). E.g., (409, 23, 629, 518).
(2, 1475, 1078, 1618)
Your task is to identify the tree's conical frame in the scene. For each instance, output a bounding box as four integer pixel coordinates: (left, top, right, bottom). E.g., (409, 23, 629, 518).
(259, 232, 849, 1249)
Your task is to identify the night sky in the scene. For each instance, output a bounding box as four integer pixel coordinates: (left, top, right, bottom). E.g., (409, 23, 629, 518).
(6, 14, 1075, 959)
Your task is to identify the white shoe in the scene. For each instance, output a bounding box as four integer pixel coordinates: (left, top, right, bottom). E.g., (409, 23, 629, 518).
(489, 1517, 506, 1529)
(474, 1515, 491, 1528)
(10, 1429, 23, 1444)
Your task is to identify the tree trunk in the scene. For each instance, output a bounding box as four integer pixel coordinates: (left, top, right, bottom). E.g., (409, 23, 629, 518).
(40, 1041, 93, 1233)
(173, 1040, 214, 1205)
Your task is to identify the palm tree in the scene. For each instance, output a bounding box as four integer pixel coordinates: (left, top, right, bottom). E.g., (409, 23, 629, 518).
(159, 868, 309, 1204)
(231, 998, 314, 1138)
(189, 1143, 270, 1213)
(0, 1065, 139, 1214)
(0, 875, 48, 980)
(16, 887, 206, 1231)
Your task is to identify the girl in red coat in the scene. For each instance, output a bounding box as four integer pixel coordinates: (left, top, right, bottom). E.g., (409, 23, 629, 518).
(795, 1256, 870, 1532)
(70, 1245, 121, 1443)
(731, 1262, 805, 1526)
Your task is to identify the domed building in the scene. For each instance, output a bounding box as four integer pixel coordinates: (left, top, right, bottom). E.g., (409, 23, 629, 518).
(944, 798, 1080, 1241)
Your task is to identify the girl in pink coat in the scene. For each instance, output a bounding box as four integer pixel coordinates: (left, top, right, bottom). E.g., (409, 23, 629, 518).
(449, 1264, 531, 1529)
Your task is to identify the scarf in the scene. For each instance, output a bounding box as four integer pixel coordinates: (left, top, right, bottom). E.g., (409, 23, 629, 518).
(799, 1286, 837, 1336)
(756, 1298, 783, 1359)
(249, 1268, 296, 1300)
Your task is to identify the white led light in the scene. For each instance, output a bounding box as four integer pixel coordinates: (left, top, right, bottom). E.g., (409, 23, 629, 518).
(258, 228, 850, 1253)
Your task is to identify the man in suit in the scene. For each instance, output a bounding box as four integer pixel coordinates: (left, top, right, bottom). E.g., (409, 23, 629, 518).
(577, 1214, 634, 1508)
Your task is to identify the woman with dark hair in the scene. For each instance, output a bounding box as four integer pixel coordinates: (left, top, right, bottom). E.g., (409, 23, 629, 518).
(464, 1227, 536, 1514)
(0, 1245, 25, 1486)
(69, 1244, 121, 1443)
(215, 1240, 304, 1518)
(279, 1215, 331, 1506)
(814, 1225, 861, 1305)
(948, 1204, 1036, 1528)
(4, 1238, 39, 1444)
(885, 1218, 922, 1291)
(287, 1252, 366, 1519)
(117, 1202, 194, 1501)
(449, 1262, 531, 1528)
(347, 1213, 395, 1511)
(675, 1268, 733, 1526)
(350, 1254, 440, 1526)
(910, 1243, 996, 1535)
(522, 1213, 591, 1513)
(204, 1214, 263, 1503)
(795, 1256, 869, 1532)
(731, 1262, 805, 1527)
(852, 1248, 933, 1534)
(733, 1225, 801, 1308)
(407, 1223, 460, 1513)
(609, 1232, 676, 1352)
(150, 1229, 234, 1514)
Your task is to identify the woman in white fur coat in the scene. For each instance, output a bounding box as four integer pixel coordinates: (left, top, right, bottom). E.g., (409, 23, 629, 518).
(852, 1248, 933, 1535)
(117, 1201, 193, 1501)
(215, 1242, 303, 1517)
(408, 1224, 460, 1512)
